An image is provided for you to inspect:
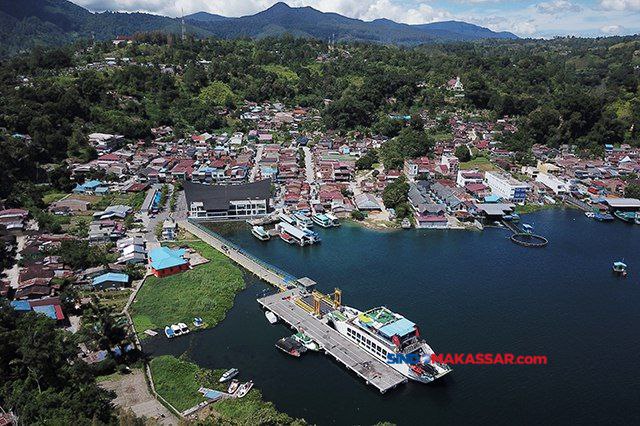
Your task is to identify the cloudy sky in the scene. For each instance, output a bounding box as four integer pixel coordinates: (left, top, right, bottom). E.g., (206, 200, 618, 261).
(69, 0, 640, 38)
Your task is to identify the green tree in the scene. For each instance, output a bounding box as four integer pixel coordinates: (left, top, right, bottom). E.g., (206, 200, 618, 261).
(454, 145, 471, 162)
(382, 175, 409, 209)
(625, 183, 640, 199)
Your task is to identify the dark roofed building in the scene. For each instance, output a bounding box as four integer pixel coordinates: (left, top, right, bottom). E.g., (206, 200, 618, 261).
(185, 180, 271, 220)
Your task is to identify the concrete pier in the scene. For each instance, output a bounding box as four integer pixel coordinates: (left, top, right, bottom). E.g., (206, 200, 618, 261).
(180, 219, 408, 393)
(258, 289, 407, 393)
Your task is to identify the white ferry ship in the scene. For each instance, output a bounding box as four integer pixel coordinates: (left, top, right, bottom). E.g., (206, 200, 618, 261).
(328, 306, 451, 383)
(251, 225, 270, 241)
(312, 213, 340, 228)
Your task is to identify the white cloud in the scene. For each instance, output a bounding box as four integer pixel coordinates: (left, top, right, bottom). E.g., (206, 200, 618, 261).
(600, 24, 624, 33)
(536, 0, 581, 14)
(598, 0, 640, 11)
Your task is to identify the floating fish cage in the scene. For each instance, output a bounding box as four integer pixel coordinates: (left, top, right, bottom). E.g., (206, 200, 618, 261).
(510, 233, 548, 248)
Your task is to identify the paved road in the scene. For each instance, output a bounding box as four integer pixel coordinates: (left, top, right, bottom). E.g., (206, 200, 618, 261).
(303, 146, 314, 184)
(250, 144, 264, 182)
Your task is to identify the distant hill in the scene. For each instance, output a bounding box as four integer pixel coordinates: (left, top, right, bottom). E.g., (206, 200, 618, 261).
(0, 0, 518, 56)
(186, 3, 519, 43)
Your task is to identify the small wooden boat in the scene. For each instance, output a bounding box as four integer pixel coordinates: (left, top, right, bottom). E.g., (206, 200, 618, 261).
(219, 368, 239, 383)
(227, 379, 240, 394)
(236, 380, 253, 398)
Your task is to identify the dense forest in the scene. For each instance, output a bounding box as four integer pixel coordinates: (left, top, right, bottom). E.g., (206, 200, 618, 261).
(0, 35, 639, 210)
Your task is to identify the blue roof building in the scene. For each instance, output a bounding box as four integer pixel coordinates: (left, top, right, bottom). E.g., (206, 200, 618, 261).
(92, 272, 129, 290)
(149, 247, 189, 277)
(74, 180, 105, 194)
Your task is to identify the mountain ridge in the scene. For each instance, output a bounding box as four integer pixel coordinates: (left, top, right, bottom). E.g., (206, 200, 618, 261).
(0, 0, 519, 56)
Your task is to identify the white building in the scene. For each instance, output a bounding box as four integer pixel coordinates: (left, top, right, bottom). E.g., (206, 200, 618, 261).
(535, 172, 570, 195)
(485, 171, 530, 203)
(456, 170, 484, 188)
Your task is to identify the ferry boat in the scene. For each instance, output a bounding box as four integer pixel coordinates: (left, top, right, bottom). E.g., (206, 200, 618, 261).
(251, 226, 271, 241)
(614, 210, 636, 223)
(293, 213, 314, 228)
(278, 213, 296, 226)
(327, 306, 451, 384)
(312, 213, 333, 228)
(276, 222, 317, 246)
(325, 213, 340, 227)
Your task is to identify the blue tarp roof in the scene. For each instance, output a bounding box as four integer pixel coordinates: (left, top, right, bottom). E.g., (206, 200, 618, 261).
(93, 272, 129, 286)
(32, 305, 57, 320)
(10, 300, 31, 311)
(149, 247, 188, 270)
(379, 318, 416, 338)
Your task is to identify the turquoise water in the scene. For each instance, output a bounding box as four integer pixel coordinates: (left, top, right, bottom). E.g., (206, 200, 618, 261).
(144, 209, 640, 425)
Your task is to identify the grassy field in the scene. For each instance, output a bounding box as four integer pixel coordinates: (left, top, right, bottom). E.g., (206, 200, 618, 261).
(149, 355, 206, 412)
(130, 238, 245, 335)
(42, 190, 67, 205)
(459, 156, 499, 171)
(149, 355, 304, 424)
(92, 289, 132, 313)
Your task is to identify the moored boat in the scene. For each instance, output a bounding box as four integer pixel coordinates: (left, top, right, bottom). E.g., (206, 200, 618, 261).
(312, 213, 333, 228)
(219, 368, 239, 383)
(293, 212, 314, 228)
(275, 336, 306, 357)
(227, 379, 240, 394)
(236, 381, 253, 398)
(325, 213, 340, 227)
(164, 326, 175, 338)
(327, 305, 451, 384)
(584, 211, 595, 218)
(292, 332, 320, 351)
(177, 323, 190, 334)
(401, 218, 411, 229)
(251, 225, 271, 241)
(614, 210, 636, 223)
(594, 212, 614, 221)
(265, 310, 278, 324)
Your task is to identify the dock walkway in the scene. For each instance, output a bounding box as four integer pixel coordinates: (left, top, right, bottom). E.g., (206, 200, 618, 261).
(258, 290, 407, 393)
(179, 220, 293, 291)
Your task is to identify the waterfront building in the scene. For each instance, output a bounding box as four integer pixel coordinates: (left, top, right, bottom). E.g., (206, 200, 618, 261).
(485, 171, 530, 203)
(184, 180, 271, 220)
(148, 247, 189, 277)
(535, 172, 570, 195)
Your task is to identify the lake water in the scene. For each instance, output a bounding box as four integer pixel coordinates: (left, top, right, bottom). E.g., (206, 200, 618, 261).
(143, 209, 640, 425)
